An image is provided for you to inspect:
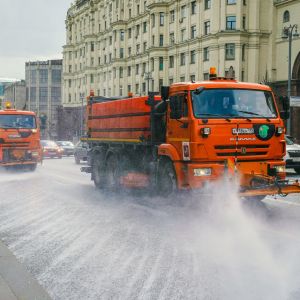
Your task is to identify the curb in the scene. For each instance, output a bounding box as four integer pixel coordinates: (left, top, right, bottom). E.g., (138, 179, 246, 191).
(0, 240, 52, 300)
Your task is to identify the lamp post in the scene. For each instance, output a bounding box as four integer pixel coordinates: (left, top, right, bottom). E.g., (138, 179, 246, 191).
(79, 92, 85, 137)
(282, 24, 299, 135)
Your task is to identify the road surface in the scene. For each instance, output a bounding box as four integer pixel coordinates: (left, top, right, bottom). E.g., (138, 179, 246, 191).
(0, 158, 300, 300)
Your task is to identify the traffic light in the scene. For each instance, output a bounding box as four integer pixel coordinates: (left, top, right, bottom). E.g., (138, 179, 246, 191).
(40, 114, 47, 130)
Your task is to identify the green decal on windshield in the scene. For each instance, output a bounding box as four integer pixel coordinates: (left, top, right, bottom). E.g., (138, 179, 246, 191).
(258, 125, 269, 139)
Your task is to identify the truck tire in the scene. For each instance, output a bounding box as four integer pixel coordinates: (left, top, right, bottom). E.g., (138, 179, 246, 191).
(294, 168, 300, 175)
(105, 154, 120, 191)
(28, 163, 37, 171)
(92, 153, 105, 189)
(157, 160, 177, 197)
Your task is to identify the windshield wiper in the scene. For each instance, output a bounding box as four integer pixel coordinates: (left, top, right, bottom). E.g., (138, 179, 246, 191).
(237, 110, 271, 122)
(197, 113, 231, 122)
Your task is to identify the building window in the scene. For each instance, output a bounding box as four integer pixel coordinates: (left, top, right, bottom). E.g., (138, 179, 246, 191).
(91, 42, 94, 52)
(205, 0, 211, 9)
(160, 13, 164, 26)
(90, 74, 94, 84)
(227, 0, 236, 4)
(128, 28, 132, 38)
(242, 16, 246, 30)
(142, 62, 146, 74)
(180, 76, 185, 82)
(180, 53, 185, 65)
(142, 82, 146, 93)
(242, 44, 246, 61)
(159, 34, 164, 46)
(190, 75, 196, 82)
(120, 48, 124, 58)
(128, 66, 131, 76)
(151, 14, 155, 27)
(119, 85, 123, 96)
(136, 84, 139, 94)
(191, 1, 196, 14)
(204, 21, 210, 35)
(136, 64, 139, 75)
(203, 73, 209, 80)
(181, 28, 186, 41)
(151, 58, 154, 71)
(170, 10, 175, 23)
(203, 47, 209, 61)
(226, 16, 236, 30)
(136, 24, 140, 37)
(159, 57, 164, 71)
(170, 32, 175, 45)
(169, 56, 174, 68)
(119, 67, 123, 78)
(120, 30, 125, 41)
(181, 5, 186, 19)
(225, 43, 235, 60)
(136, 44, 140, 54)
(143, 21, 147, 33)
(152, 35, 155, 46)
(190, 50, 196, 64)
(128, 85, 131, 93)
(283, 11, 290, 23)
(191, 25, 196, 39)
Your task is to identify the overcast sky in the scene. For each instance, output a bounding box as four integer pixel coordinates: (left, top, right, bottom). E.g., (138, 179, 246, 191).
(0, 0, 73, 79)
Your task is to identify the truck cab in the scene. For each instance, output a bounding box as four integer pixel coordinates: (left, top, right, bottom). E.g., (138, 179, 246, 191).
(0, 103, 42, 170)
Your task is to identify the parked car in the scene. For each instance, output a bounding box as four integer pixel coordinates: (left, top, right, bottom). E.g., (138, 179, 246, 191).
(74, 141, 88, 164)
(56, 141, 75, 156)
(41, 140, 63, 159)
(285, 135, 300, 174)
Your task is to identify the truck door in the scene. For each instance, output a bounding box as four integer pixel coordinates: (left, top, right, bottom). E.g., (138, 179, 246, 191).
(167, 93, 191, 161)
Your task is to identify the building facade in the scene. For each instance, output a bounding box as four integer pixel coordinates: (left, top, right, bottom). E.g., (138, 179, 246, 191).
(4, 80, 26, 110)
(63, 0, 300, 138)
(25, 60, 63, 138)
(0, 78, 20, 108)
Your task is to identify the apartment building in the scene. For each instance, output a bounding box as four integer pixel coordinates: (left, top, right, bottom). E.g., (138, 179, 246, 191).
(25, 60, 63, 138)
(63, 0, 300, 137)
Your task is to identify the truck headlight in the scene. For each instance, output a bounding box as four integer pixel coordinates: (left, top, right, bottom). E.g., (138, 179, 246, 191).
(194, 168, 212, 177)
(274, 165, 285, 173)
(276, 127, 284, 136)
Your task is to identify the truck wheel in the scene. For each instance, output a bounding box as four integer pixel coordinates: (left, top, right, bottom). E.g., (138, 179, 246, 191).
(28, 163, 37, 171)
(157, 161, 177, 197)
(294, 168, 300, 175)
(92, 153, 105, 189)
(105, 154, 120, 191)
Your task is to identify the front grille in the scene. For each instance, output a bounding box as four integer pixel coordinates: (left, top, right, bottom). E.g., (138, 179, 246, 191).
(216, 151, 268, 157)
(288, 151, 300, 158)
(215, 144, 269, 157)
(2, 149, 33, 163)
(1, 141, 30, 148)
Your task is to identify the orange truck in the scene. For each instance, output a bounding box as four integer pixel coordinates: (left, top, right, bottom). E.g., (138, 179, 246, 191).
(0, 102, 42, 170)
(82, 69, 300, 199)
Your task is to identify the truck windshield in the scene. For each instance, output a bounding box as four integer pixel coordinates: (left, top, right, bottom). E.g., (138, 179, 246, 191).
(192, 89, 278, 119)
(0, 114, 36, 129)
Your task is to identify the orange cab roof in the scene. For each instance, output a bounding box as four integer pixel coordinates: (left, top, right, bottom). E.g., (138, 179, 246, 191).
(0, 109, 36, 115)
(170, 80, 272, 92)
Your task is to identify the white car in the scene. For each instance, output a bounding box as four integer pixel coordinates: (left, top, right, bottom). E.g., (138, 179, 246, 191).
(285, 135, 300, 174)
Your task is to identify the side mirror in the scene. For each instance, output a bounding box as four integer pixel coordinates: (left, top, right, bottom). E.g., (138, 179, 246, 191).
(280, 111, 290, 120)
(161, 86, 169, 101)
(279, 96, 290, 111)
(170, 96, 183, 119)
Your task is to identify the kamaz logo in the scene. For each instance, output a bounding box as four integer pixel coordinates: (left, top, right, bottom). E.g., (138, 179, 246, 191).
(232, 128, 254, 135)
(8, 134, 21, 139)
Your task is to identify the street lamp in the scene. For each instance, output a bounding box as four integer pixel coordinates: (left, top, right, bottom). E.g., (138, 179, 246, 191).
(79, 92, 85, 137)
(282, 24, 299, 135)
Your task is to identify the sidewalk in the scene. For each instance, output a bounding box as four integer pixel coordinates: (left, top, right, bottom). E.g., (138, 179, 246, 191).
(0, 240, 51, 300)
